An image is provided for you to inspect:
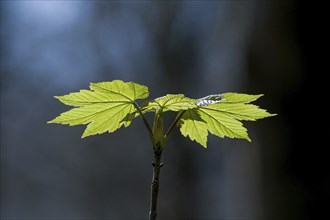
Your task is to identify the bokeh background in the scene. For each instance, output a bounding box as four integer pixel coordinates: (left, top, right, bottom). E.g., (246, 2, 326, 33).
(1, 1, 328, 220)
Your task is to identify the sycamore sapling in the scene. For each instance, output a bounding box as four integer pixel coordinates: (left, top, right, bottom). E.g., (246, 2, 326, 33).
(48, 80, 275, 220)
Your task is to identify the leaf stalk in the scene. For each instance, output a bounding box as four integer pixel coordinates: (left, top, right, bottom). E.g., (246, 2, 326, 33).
(133, 102, 154, 143)
(164, 110, 186, 143)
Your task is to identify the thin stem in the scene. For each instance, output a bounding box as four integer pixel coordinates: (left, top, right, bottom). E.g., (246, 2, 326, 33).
(149, 150, 163, 220)
(133, 102, 154, 142)
(164, 110, 186, 141)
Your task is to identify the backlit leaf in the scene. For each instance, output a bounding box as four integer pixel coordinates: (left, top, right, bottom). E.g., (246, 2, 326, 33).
(180, 109, 208, 147)
(48, 80, 149, 138)
(179, 93, 276, 147)
(147, 94, 196, 111)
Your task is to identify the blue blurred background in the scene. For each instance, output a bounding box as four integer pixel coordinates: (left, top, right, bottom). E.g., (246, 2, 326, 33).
(1, 1, 328, 220)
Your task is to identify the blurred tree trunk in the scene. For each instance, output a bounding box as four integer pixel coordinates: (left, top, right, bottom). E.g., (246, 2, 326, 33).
(246, 1, 312, 220)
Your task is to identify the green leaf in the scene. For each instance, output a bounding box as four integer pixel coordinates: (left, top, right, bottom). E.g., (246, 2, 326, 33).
(179, 93, 276, 147)
(198, 107, 251, 141)
(221, 93, 263, 103)
(180, 109, 208, 148)
(54, 90, 129, 107)
(48, 80, 149, 138)
(203, 102, 275, 121)
(147, 94, 196, 111)
(90, 80, 149, 100)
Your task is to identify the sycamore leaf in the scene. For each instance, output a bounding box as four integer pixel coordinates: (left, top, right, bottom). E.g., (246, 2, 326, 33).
(180, 109, 208, 147)
(54, 90, 130, 107)
(220, 93, 263, 103)
(203, 103, 275, 121)
(179, 93, 276, 147)
(90, 80, 149, 100)
(147, 94, 196, 112)
(198, 107, 251, 141)
(48, 80, 149, 138)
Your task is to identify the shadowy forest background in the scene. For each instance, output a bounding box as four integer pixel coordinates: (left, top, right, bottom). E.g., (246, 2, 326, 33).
(0, 1, 328, 220)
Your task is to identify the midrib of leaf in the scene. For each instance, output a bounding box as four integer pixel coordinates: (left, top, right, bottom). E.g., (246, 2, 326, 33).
(202, 103, 273, 121)
(92, 104, 131, 131)
(203, 106, 249, 120)
(58, 103, 129, 124)
(198, 108, 247, 140)
(186, 110, 204, 142)
(131, 83, 137, 100)
(91, 84, 134, 102)
(153, 96, 169, 108)
(60, 100, 132, 105)
(203, 110, 226, 137)
(159, 97, 171, 107)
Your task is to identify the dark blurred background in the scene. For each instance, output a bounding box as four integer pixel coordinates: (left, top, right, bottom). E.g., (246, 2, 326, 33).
(1, 1, 328, 220)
